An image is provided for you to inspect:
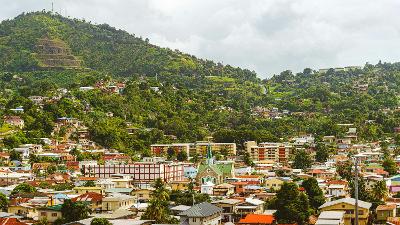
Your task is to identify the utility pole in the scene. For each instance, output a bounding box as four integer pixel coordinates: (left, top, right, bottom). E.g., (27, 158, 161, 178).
(51, 2, 54, 13)
(354, 157, 359, 225)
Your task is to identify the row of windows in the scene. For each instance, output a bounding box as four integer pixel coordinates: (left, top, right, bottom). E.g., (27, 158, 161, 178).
(41, 212, 58, 217)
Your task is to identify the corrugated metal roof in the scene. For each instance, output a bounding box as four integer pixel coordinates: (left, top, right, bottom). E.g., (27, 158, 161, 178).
(319, 197, 372, 209)
(178, 202, 222, 218)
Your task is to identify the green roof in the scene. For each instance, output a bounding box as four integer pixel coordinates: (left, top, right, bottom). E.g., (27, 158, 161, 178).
(198, 163, 233, 177)
(43, 204, 63, 211)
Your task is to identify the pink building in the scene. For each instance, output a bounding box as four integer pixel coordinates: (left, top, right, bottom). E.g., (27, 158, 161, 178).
(82, 162, 184, 183)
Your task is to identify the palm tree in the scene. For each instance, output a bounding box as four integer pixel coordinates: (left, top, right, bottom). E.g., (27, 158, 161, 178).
(141, 178, 176, 223)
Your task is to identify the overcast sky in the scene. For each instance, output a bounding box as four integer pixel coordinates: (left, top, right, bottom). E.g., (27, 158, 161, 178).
(1, 0, 400, 78)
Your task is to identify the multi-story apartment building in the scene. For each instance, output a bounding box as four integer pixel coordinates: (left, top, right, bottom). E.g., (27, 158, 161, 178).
(194, 142, 236, 157)
(81, 162, 184, 184)
(151, 142, 237, 157)
(246, 142, 292, 163)
(150, 143, 191, 156)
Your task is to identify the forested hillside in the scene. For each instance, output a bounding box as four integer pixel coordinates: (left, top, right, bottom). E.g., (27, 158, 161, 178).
(1, 11, 400, 156)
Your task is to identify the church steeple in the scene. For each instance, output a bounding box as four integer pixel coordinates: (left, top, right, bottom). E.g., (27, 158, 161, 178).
(206, 142, 214, 165)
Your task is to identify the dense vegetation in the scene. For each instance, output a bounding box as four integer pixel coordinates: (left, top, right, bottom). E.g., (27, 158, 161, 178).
(2, 11, 400, 156)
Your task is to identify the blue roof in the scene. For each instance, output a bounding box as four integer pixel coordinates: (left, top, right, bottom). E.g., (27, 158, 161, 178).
(54, 193, 69, 199)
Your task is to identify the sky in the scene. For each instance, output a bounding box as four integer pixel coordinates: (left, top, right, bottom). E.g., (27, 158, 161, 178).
(1, 0, 400, 78)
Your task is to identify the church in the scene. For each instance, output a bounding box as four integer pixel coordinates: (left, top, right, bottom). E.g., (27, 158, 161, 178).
(196, 143, 234, 185)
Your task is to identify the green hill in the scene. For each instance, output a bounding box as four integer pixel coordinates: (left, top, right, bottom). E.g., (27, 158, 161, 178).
(1, 12, 400, 157)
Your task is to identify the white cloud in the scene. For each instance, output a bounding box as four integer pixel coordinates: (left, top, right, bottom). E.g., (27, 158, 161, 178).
(1, 0, 400, 77)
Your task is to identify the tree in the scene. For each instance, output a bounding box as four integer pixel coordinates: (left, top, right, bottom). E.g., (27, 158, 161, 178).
(141, 178, 176, 223)
(371, 180, 388, 201)
(349, 177, 371, 202)
(315, 143, 329, 163)
(91, 218, 112, 225)
(336, 160, 353, 181)
(293, 150, 312, 170)
(274, 182, 312, 225)
(301, 177, 325, 211)
(9, 150, 22, 161)
(11, 183, 37, 195)
(243, 152, 255, 167)
(61, 199, 91, 223)
(0, 193, 8, 211)
(167, 147, 176, 160)
(83, 180, 96, 187)
(176, 150, 188, 162)
(33, 218, 50, 225)
(190, 153, 199, 163)
(382, 157, 398, 175)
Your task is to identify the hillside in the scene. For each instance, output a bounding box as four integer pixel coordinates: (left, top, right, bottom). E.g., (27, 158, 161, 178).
(1, 12, 400, 156)
(0, 11, 258, 81)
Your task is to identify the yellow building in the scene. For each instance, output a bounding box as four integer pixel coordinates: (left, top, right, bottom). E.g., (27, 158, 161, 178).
(132, 188, 153, 202)
(376, 204, 396, 222)
(102, 194, 135, 211)
(169, 180, 191, 191)
(319, 198, 372, 225)
(37, 205, 63, 223)
(264, 177, 288, 191)
(194, 142, 236, 156)
(73, 186, 105, 195)
(8, 204, 37, 219)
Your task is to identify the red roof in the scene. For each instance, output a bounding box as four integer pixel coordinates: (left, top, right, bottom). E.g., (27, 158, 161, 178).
(326, 180, 348, 185)
(72, 192, 103, 203)
(239, 214, 274, 224)
(78, 177, 98, 181)
(231, 182, 249, 185)
(0, 218, 27, 225)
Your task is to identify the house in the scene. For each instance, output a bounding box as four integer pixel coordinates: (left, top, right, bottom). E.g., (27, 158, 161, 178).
(316, 211, 345, 225)
(327, 184, 348, 198)
(319, 198, 372, 225)
(264, 177, 290, 191)
(96, 179, 115, 189)
(231, 182, 248, 194)
(105, 188, 134, 196)
(102, 193, 135, 211)
(236, 198, 265, 217)
(132, 188, 152, 203)
(3, 116, 24, 128)
(213, 183, 235, 196)
(238, 214, 275, 225)
(73, 186, 105, 195)
(212, 199, 241, 222)
(37, 204, 63, 223)
(376, 204, 396, 222)
(169, 180, 191, 191)
(72, 192, 103, 211)
(179, 202, 223, 225)
(236, 175, 265, 185)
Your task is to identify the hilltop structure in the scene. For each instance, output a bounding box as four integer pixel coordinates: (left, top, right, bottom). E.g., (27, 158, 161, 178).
(35, 36, 82, 68)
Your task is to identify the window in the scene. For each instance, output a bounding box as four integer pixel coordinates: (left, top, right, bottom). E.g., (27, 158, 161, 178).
(41, 212, 47, 216)
(52, 213, 58, 217)
(193, 218, 196, 222)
